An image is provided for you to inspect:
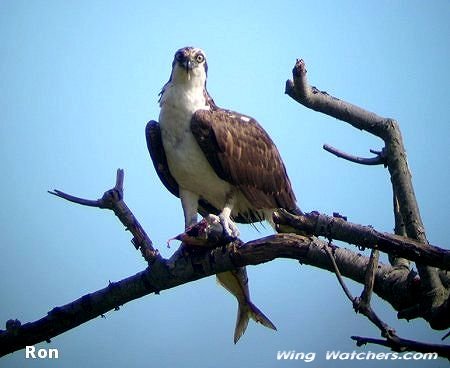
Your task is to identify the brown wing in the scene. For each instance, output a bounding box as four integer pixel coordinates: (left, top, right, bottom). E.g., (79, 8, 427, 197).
(191, 110, 297, 211)
(145, 120, 225, 219)
(146, 120, 264, 223)
(146, 120, 179, 198)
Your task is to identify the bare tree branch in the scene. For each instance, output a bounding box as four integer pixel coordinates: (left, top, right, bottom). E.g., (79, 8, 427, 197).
(360, 249, 378, 305)
(285, 59, 387, 135)
(1, 166, 447, 357)
(325, 242, 449, 359)
(351, 335, 450, 360)
(49, 169, 159, 264)
(274, 210, 450, 271)
(285, 59, 445, 300)
(2, 58, 448, 361)
(2, 168, 443, 356)
(354, 249, 395, 338)
(389, 193, 411, 269)
(323, 144, 386, 166)
(0, 232, 430, 357)
(323, 242, 354, 303)
(325, 243, 396, 341)
(285, 58, 450, 354)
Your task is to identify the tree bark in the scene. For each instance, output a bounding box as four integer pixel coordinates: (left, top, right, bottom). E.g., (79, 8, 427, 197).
(0, 233, 428, 357)
(285, 58, 448, 327)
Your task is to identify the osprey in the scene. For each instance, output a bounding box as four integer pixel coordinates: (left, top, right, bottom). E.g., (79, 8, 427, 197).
(146, 46, 299, 343)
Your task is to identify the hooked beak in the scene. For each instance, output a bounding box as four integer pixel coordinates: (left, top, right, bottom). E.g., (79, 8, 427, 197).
(182, 58, 194, 73)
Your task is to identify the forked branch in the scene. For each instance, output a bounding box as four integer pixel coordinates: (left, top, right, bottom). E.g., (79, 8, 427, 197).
(2, 169, 446, 357)
(1, 58, 448, 361)
(325, 244, 449, 359)
(323, 144, 387, 166)
(285, 58, 448, 328)
(49, 169, 159, 264)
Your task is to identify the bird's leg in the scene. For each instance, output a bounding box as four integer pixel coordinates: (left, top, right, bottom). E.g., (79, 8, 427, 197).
(209, 192, 240, 240)
(180, 189, 199, 229)
(169, 188, 201, 252)
(179, 188, 239, 243)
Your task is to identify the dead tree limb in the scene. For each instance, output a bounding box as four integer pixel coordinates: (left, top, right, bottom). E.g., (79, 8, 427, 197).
(274, 210, 450, 271)
(0, 232, 443, 357)
(323, 144, 387, 166)
(2, 59, 448, 360)
(2, 170, 447, 357)
(323, 231, 448, 358)
(325, 244, 399, 347)
(351, 335, 449, 359)
(390, 193, 411, 269)
(285, 58, 448, 329)
(49, 169, 159, 264)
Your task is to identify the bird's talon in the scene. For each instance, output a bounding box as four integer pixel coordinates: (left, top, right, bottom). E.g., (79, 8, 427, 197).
(218, 214, 240, 239)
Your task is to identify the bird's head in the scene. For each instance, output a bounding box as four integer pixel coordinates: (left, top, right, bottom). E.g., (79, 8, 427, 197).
(170, 46, 208, 85)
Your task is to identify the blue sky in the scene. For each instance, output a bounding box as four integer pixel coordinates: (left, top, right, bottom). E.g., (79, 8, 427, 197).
(1, 1, 449, 367)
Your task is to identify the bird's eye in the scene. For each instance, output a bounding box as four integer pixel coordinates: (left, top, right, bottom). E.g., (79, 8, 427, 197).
(196, 53, 205, 63)
(175, 51, 184, 61)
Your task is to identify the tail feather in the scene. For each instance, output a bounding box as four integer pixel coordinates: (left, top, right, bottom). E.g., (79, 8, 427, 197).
(234, 301, 277, 344)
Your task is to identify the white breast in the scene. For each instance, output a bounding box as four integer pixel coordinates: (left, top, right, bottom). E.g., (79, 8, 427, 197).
(158, 82, 232, 209)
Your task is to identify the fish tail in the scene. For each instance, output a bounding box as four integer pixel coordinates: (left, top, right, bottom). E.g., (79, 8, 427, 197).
(234, 300, 277, 344)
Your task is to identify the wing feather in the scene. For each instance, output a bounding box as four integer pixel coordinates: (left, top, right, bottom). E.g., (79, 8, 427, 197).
(146, 121, 221, 219)
(145, 120, 179, 197)
(191, 110, 297, 211)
